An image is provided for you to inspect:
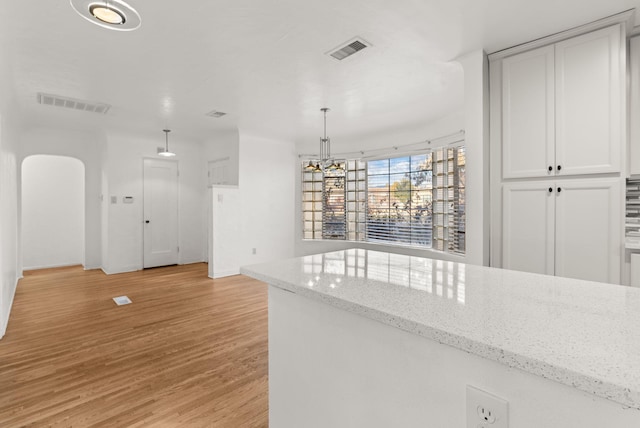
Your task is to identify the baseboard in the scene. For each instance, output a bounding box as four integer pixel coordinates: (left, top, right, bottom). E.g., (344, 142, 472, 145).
(210, 268, 240, 279)
(0, 276, 19, 340)
(101, 265, 140, 275)
(180, 260, 207, 266)
(180, 258, 207, 265)
(23, 262, 83, 271)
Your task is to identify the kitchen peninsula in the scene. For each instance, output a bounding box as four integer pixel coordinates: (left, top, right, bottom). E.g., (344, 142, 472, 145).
(241, 249, 640, 427)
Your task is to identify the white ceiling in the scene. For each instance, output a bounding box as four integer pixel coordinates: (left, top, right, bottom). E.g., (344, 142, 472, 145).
(2, 0, 640, 145)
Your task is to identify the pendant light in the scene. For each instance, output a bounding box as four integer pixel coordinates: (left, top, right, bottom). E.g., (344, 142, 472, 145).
(158, 129, 176, 157)
(304, 108, 343, 173)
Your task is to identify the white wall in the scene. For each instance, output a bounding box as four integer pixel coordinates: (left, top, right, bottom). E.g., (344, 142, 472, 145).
(209, 186, 241, 278)
(0, 50, 21, 338)
(103, 132, 206, 273)
(21, 155, 84, 270)
(202, 129, 240, 259)
(238, 131, 296, 266)
(203, 129, 240, 186)
(20, 128, 104, 270)
(0, 115, 19, 339)
(100, 144, 109, 271)
(458, 49, 490, 266)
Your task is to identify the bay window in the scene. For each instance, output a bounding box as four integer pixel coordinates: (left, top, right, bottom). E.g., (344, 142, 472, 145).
(302, 144, 465, 256)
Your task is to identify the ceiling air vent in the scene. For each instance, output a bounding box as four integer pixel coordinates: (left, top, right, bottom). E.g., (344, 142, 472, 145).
(205, 110, 227, 118)
(327, 37, 370, 60)
(37, 93, 111, 114)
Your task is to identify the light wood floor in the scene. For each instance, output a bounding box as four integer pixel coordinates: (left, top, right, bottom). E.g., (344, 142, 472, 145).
(0, 263, 268, 427)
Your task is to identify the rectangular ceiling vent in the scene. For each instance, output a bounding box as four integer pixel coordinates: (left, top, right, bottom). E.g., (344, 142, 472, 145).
(205, 110, 227, 118)
(37, 93, 111, 115)
(327, 37, 370, 61)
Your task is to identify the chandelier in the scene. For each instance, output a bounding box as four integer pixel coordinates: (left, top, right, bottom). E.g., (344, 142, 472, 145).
(304, 108, 343, 173)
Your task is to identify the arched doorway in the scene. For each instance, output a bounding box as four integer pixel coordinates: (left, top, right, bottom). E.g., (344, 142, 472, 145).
(21, 155, 85, 270)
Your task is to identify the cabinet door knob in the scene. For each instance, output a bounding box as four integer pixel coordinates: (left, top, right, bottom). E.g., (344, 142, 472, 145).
(145, 220, 150, 224)
(557, 187, 562, 193)
(557, 165, 562, 171)
(548, 166, 553, 172)
(548, 187, 553, 193)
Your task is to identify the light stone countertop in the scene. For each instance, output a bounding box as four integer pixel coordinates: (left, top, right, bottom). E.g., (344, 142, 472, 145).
(241, 249, 640, 410)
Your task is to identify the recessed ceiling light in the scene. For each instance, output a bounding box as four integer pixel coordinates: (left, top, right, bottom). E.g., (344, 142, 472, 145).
(70, 0, 141, 31)
(89, 4, 125, 25)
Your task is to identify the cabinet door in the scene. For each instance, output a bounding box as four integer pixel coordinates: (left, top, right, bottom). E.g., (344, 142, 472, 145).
(502, 182, 555, 275)
(502, 45, 555, 179)
(555, 25, 622, 176)
(555, 178, 621, 284)
(629, 36, 640, 176)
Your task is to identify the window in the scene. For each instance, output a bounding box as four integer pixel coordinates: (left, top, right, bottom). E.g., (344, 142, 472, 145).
(366, 155, 432, 246)
(432, 147, 465, 254)
(322, 167, 346, 239)
(345, 160, 367, 241)
(302, 164, 347, 239)
(301, 144, 465, 256)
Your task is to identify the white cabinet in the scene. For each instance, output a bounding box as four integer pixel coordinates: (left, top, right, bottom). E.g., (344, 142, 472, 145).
(555, 27, 622, 176)
(493, 21, 626, 284)
(629, 36, 640, 176)
(502, 182, 555, 275)
(502, 25, 622, 179)
(502, 45, 555, 179)
(503, 178, 621, 283)
(555, 179, 622, 283)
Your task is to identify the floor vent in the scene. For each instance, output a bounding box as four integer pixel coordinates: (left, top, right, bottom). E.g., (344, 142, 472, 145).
(37, 92, 111, 114)
(327, 37, 370, 60)
(206, 110, 227, 118)
(112, 296, 132, 306)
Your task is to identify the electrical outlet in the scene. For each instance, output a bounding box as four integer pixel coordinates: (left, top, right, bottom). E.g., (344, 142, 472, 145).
(466, 385, 508, 428)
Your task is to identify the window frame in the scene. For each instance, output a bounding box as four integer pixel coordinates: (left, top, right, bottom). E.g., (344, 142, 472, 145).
(301, 143, 465, 257)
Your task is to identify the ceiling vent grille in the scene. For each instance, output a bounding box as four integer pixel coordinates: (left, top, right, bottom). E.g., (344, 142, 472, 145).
(37, 93, 111, 114)
(205, 110, 227, 118)
(327, 38, 370, 60)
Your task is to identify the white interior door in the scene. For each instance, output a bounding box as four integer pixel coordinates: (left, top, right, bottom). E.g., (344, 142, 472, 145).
(143, 158, 179, 268)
